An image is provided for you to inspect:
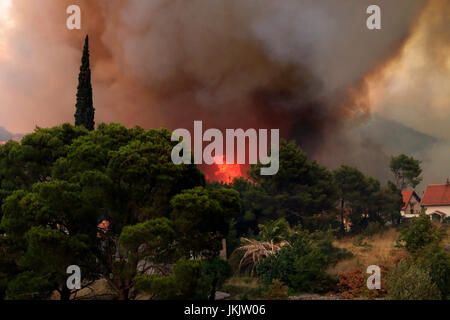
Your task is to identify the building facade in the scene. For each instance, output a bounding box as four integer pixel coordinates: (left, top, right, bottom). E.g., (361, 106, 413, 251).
(401, 190, 421, 218)
(421, 180, 450, 221)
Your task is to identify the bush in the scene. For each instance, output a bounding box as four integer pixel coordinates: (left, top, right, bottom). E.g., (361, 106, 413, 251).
(6, 271, 54, 300)
(258, 218, 291, 242)
(386, 260, 441, 300)
(221, 277, 265, 300)
(262, 279, 289, 300)
(256, 230, 340, 293)
(313, 230, 353, 265)
(352, 235, 373, 249)
(397, 213, 441, 255)
(134, 274, 179, 300)
(135, 258, 233, 300)
(416, 244, 450, 299)
(201, 258, 232, 300)
(338, 269, 365, 299)
(135, 259, 207, 300)
(362, 221, 385, 237)
(391, 248, 412, 265)
(396, 214, 449, 299)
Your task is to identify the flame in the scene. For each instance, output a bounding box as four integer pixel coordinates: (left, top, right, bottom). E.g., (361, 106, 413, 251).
(209, 155, 244, 184)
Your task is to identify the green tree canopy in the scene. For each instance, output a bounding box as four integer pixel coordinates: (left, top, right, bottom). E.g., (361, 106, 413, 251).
(390, 154, 422, 189)
(0, 123, 240, 300)
(247, 140, 337, 228)
(333, 165, 402, 233)
(170, 186, 240, 259)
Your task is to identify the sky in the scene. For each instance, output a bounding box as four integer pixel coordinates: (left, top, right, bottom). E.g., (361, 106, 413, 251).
(0, 0, 10, 17)
(0, 0, 12, 45)
(0, 0, 434, 134)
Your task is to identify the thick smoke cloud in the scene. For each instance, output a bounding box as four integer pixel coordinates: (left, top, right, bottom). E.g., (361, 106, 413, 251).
(369, 0, 450, 190)
(1, 0, 446, 183)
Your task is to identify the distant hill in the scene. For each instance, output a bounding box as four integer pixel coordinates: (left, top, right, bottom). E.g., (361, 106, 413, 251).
(353, 114, 442, 158)
(0, 126, 24, 143)
(352, 114, 450, 194)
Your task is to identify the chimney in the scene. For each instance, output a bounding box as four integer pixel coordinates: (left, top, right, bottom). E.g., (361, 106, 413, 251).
(447, 178, 449, 186)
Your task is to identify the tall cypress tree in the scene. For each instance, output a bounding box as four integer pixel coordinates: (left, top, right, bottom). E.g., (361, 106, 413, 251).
(74, 35, 95, 131)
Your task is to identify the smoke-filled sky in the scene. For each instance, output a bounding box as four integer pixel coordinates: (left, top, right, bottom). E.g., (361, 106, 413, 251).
(0, 0, 448, 187)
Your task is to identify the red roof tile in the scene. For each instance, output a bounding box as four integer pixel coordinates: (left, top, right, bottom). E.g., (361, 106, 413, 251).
(401, 190, 414, 210)
(421, 183, 450, 206)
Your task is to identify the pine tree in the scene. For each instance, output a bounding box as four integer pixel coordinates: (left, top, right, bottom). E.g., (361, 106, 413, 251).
(74, 35, 95, 131)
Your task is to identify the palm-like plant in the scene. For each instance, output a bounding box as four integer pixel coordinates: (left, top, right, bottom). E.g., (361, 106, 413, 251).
(232, 237, 289, 276)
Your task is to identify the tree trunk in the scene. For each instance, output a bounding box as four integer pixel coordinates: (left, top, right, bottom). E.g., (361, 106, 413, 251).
(118, 287, 129, 300)
(209, 278, 218, 301)
(60, 287, 71, 301)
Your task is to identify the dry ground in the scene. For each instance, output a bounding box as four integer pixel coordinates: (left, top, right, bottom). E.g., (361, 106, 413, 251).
(327, 228, 401, 275)
(329, 224, 449, 275)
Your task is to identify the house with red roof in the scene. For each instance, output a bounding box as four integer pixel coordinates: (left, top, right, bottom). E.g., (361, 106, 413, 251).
(421, 180, 450, 221)
(401, 190, 421, 218)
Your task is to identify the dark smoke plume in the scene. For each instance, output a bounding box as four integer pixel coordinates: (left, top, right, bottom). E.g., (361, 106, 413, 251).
(2, 0, 446, 182)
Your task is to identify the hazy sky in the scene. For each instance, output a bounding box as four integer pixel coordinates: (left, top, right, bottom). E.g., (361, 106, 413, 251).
(0, 0, 441, 135)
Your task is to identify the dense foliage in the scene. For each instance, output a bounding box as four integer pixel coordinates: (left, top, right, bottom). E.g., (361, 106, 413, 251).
(256, 229, 349, 293)
(135, 257, 232, 300)
(390, 154, 422, 190)
(0, 123, 443, 301)
(395, 213, 450, 299)
(0, 123, 238, 300)
(386, 260, 441, 300)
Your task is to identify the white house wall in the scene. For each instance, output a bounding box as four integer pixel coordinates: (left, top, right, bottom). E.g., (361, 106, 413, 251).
(423, 205, 450, 217)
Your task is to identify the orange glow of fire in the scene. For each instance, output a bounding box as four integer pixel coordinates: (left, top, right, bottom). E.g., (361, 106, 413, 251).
(211, 155, 244, 184)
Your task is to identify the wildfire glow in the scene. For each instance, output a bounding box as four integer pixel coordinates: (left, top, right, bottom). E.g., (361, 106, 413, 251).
(211, 155, 244, 184)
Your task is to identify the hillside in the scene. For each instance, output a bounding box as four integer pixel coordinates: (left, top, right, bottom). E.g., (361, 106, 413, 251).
(0, 126, 24, 143)
(354, 114, 444, 157)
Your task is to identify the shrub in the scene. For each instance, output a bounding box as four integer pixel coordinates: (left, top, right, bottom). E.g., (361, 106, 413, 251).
(397, 213, 441, 255)
(338, 266, 388, 300)
(6, 271, 54, 300)
(201, 258, 232, 300)
(352, 235, 373, 249)
(221, 277, 265, 300)
(338, 269, 365, 299)
(135, 258, 233, 300)
(391, 248, 412, 265)
(256, 230, 340, 293)
(258, 218, 291, 242)
(262, 279, 289, 300)
(386, 260, 441, 300)
(314, 230, 353, 265)
(135, 259, 207, 300)
(416, 244, 450, 299)
(396, 214, 449, 299)
(363, 221, 385, 237)
(231, 237, 289, 276)
(134, 274, 179, 300)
